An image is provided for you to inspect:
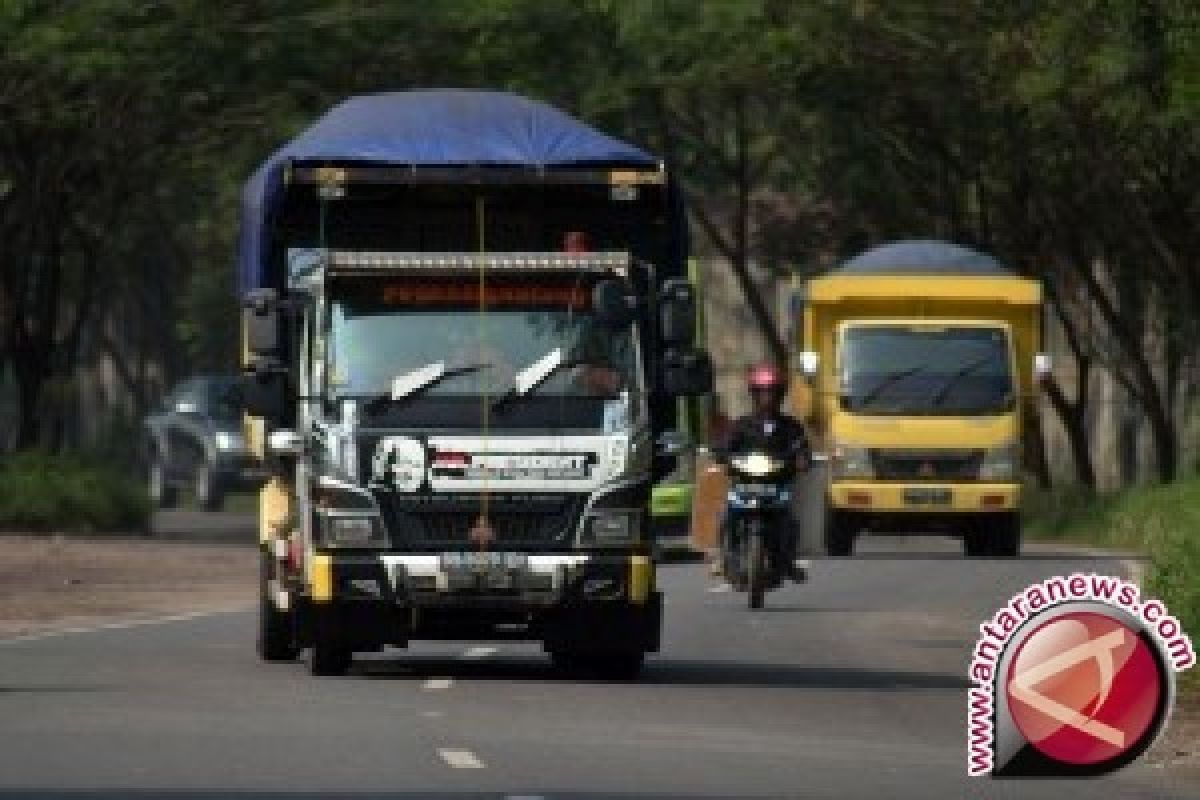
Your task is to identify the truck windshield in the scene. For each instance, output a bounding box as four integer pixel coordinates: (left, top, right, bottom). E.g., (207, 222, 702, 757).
(325, 296, 639, 403)
(839, 325, 1014, 415)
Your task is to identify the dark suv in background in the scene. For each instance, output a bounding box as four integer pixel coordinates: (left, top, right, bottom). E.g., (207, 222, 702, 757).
(144, 375, 263, 510)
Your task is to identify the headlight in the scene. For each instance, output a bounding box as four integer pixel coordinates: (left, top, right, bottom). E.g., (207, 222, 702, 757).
(313, 476, 376, 510)
(319, 513, 388, 549)
(978, 443, 1018, 481)
(729, 453, 785, 476)
(214, 431, 244, 451)
(584, 511, 641, 546)
(829, 442, 872, 479)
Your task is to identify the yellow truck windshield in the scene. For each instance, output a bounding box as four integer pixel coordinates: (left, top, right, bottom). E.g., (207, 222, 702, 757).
(839, 325, 1014, 416)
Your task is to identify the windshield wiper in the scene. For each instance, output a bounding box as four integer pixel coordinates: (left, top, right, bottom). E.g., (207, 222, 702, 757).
(854, 365, 926, 409)
(365, 361, 493, 411)
(491, 348, 613, 411)
(929, 356, 997, 407)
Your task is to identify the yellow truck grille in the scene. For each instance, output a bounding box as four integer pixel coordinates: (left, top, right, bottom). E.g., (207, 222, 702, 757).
(870, 449, 983, 481)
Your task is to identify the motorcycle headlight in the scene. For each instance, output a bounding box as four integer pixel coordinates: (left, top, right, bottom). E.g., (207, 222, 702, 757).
(214, 431, 244, 451)
(978, 443, 1019, 481)
(318, 513, 388, 549)
(584, 511, 642, 546)
(729, 453, 785, 477)
(829, 442, 872, 479)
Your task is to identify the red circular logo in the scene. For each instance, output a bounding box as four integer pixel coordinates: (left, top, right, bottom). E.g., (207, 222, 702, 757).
(1005, 611, 1164, 766)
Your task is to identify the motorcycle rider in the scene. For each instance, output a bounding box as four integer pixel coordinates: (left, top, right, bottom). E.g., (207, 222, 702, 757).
(718, 362, 812, 581)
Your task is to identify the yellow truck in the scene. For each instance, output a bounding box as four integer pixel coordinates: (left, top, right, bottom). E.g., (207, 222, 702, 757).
(793, 240, 1046, 557)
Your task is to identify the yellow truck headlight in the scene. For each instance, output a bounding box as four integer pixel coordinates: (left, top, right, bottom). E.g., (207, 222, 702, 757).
(830, 443, 872, 479)
(978, 443, 1019, 481)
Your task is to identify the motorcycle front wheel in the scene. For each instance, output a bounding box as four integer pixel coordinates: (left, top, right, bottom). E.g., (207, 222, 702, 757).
(745, 521, 766, 610)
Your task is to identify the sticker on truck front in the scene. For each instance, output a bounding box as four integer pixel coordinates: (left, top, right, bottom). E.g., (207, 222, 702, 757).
(431, 450, 596, 481)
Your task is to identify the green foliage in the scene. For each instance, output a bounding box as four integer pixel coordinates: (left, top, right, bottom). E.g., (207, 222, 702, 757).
(1027, 476, 1200, 693)
(0, 450, 150, 533)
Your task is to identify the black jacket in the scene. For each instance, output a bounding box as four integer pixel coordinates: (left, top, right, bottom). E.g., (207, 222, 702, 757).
(723, 412, 811, 466)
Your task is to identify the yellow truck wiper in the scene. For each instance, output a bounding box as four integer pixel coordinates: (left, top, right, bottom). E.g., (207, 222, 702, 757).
(929, 356, 995, 407)
(857, 365, 925, 408)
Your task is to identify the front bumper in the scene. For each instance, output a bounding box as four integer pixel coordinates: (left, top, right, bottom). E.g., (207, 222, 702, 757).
(829, 481, 1020, 513)
(300, 551, 660, 651)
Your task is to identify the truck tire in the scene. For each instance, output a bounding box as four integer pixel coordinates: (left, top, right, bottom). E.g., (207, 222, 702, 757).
(257, 553, 297, 662)
(308, 636, 352, 677)
(990, 512, 1022, 558)
(551, 650, 644, 680)
(148, 457, 178, 509)
(962, 528, 990, 558)
(194, 461, 225, 512)
(824, 510, 856, 557)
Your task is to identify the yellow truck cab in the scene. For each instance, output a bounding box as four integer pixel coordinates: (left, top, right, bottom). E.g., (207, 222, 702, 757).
(793, 240, 1046, 557)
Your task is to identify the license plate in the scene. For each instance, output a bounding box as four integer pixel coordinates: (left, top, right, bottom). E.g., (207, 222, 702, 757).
(439, 551, 528, 572)
(904, 488, 952, 506)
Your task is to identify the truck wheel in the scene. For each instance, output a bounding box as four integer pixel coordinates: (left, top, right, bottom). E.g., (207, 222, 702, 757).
(552, 650, 644, 680)
(595, 651, 645, 680)
(308, 637, 352, 677)
(824, 510, 856, 557)
(148, 458, 178, 509)
(990, 513, 1022, 558)
(194, 461, 225, 512)
(257, 553, 297, 662)
(962, 528, 990, 558)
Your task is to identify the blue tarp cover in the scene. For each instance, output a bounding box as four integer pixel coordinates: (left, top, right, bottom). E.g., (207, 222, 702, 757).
(238, 90, 661, 294)
(839, 239, 1009, 274)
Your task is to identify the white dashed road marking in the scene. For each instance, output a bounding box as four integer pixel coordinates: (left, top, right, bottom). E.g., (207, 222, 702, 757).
(707, 584, 731, 593)
(422, 678, 454, 691)
(0, 608, 247, 646)
(462, 646, 497, 659)
(438, 748, 486, 769)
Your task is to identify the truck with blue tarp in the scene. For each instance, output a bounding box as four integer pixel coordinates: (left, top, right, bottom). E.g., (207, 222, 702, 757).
(238, 90, 711, 677)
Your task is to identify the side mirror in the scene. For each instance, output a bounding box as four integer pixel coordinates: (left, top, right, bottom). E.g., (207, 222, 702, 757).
(243, 289, 284, 362)
(240, 369, 288, 423)
(798, 350, 820, 381)
(659, 278, 696, 347)
(660, 348, 713, 396)
(656, 430, 691, 457)
(267, 428, 304, 457)
(592, 279, 637, 327)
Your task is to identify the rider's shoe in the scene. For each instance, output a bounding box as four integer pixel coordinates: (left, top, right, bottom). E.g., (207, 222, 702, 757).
(790, 559, 810, 583)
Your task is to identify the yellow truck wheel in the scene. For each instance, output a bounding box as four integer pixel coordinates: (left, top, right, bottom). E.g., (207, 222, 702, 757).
(824, 509, 857, 557)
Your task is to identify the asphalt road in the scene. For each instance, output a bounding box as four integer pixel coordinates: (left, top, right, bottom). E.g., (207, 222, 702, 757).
(1, 535, 1194, 799)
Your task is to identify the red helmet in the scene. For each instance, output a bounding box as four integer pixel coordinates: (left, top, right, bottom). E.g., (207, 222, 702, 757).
(747, 362, 785, 391)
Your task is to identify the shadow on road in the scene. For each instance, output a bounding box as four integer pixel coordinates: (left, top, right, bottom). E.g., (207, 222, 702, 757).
(352, 655, 967, 691)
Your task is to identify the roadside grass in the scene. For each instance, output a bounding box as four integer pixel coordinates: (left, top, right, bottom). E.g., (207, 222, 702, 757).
(1026, 475, 1200, 696)
(0, 450, 151, 534)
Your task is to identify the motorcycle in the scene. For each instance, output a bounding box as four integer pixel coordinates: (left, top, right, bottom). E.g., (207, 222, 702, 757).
(720, 449, 798, 609)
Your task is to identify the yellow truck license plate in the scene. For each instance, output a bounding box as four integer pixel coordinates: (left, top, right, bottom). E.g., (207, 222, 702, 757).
(904, 488, 952, 505)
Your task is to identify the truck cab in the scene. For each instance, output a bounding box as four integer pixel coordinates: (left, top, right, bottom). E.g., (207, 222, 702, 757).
(237, 92, 710, 677)
(794, 240, 1045, 558)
